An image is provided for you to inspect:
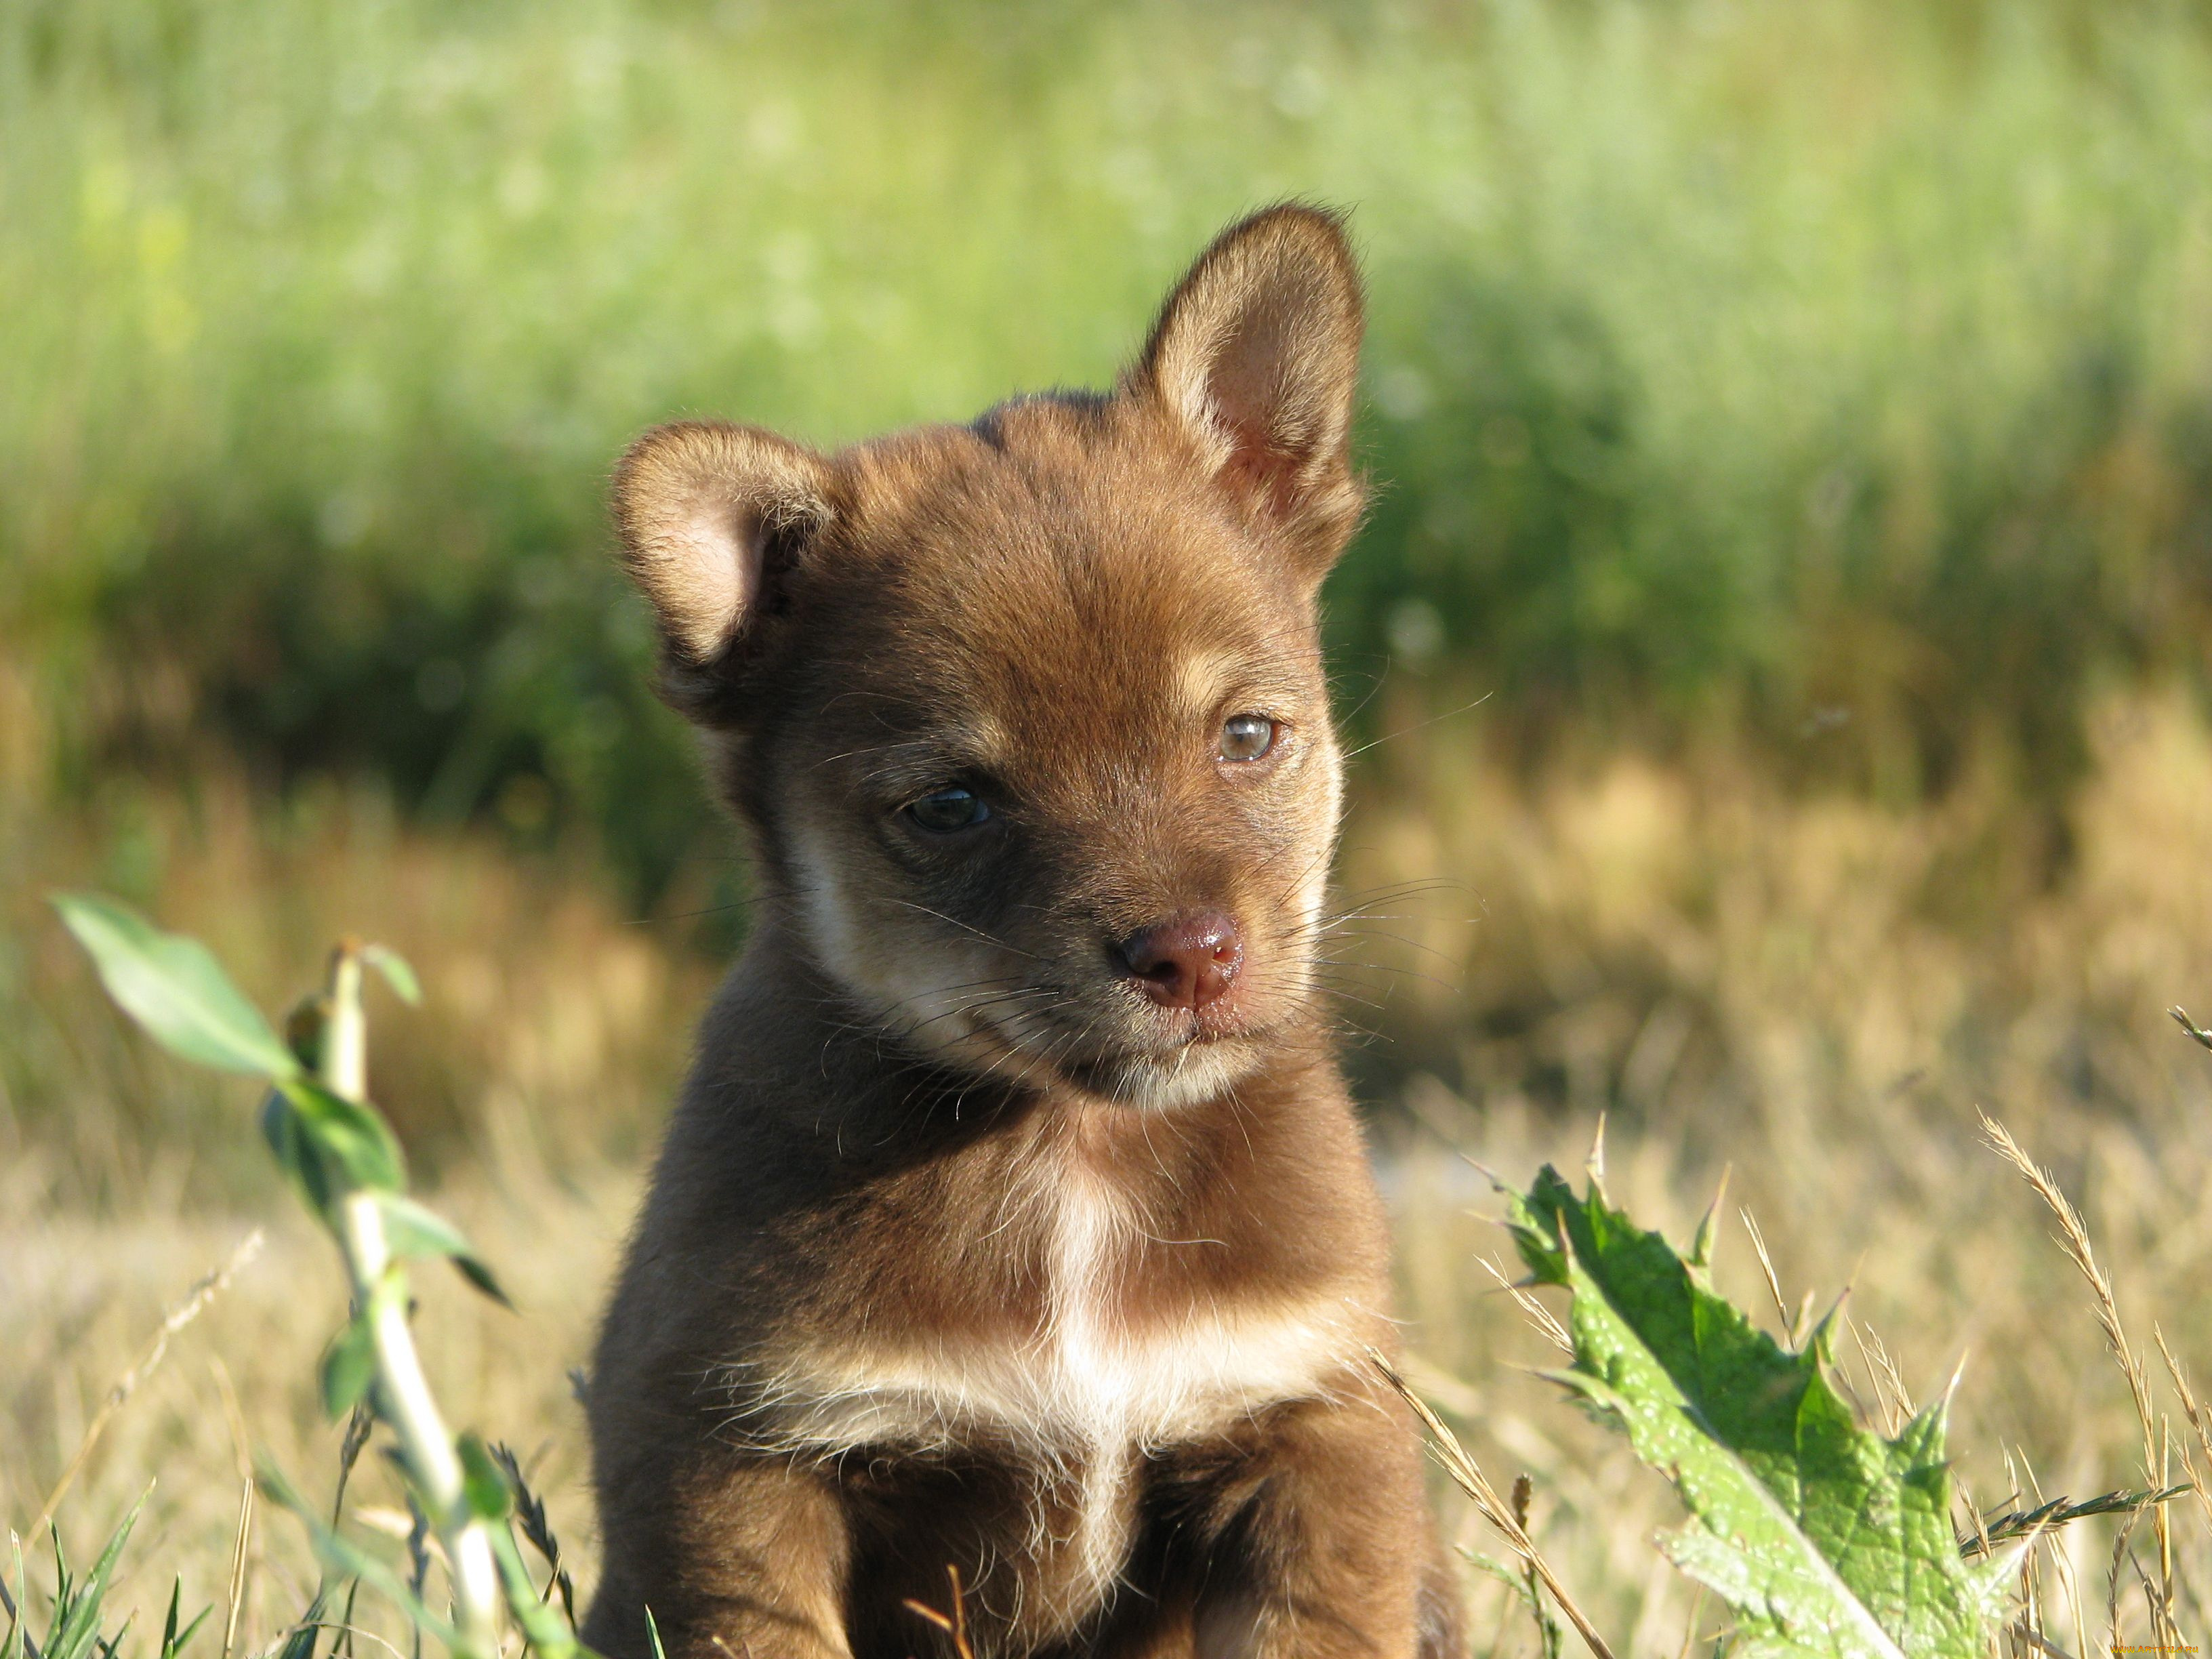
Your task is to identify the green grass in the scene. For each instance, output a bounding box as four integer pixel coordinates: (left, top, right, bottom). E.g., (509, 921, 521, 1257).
(7, 0, 2212, 897)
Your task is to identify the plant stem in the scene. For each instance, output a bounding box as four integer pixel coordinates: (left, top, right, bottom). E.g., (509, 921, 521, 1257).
(323, 944, 504, 1659)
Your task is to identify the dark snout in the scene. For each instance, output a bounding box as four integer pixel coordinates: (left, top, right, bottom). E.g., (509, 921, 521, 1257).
(1114, 910, 1244, 1012)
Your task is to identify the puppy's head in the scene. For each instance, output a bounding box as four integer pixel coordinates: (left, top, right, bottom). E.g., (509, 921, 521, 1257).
(616, 207, 1365, 1109)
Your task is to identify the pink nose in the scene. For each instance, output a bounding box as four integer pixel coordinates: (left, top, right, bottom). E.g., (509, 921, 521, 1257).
(1116, 912, 1244, 1010)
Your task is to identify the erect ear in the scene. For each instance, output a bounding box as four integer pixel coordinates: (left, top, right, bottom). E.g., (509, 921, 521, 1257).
(1128, 204, 1366, 571)
(611, 420, 834, 666)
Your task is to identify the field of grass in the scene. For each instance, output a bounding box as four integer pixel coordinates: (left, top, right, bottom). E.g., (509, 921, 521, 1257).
(11, 687, 2212, 1652)
(11, 0, 2212, 1653)
(9, 966, 2212, 1656)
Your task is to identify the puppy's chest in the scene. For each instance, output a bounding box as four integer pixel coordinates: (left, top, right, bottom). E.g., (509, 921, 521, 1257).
(737, 1176, 1368, 1635)
(747, 1181, 1355, 1465)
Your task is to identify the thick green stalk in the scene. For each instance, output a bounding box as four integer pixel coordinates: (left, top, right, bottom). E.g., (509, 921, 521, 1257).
(322, 945, 504, 1658)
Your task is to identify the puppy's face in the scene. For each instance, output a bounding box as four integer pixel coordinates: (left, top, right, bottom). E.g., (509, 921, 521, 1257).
(616, 208, 1366, 1109)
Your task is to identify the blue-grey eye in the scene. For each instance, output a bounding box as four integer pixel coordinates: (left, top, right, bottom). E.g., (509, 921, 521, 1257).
(907, 786, 991, 834)
(1218, 714, 1277, 762)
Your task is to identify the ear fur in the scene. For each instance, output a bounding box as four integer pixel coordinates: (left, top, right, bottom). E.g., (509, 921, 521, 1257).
(611, 420, 833, 667)
(1129, 204, 1366, 571)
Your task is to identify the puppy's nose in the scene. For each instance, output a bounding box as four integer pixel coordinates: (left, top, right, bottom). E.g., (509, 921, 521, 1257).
(1115, 912, 1244, 1010)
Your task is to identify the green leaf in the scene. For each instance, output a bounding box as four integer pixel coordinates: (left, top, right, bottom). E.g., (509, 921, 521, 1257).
(451, 1252, 514, 1307)
(375, 1195, 512, 1307)
(157, 1578, 211, 1659)
(264, 1080, 412, 1224)
(362, 945, 422, 1008)
(261, 1086, 331, 1216)
(159, 1580, 182, 1659)
(2, 1533, 26, 1659)
(375, 1193, 472, 1258)
(1505, 1168, 2016, 1659)
(276, 1077, 407, 1195)
(319, 1313, 380, 1420)
(488, 1525, 576, 1657)
(271, 1584, 330, 1659)
(45, 1490, 146, 1659)
(284, 996, 329, 1076)
(457, 1434, 514, 1520)
(55, 894, 298, 1078)
(258, 1461, 459, 1655)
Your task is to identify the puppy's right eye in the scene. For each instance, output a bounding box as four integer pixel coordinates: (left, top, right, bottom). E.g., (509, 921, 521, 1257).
(906, 786, 991, 834)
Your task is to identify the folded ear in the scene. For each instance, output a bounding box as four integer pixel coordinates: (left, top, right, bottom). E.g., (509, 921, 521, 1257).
(1129, 204, 1366, 573)
(611, 420, 834, 667)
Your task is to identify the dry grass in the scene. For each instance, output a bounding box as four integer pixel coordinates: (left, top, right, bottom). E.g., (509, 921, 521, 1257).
(8, 682, 2212, 1655)
(1387, 1107, 2212, 1654)
(12, 1108, 2208, 1657)
(0, 1165, 634, 1654)
(1341, 684, 2212, 1158)
(1, 659, 716, 1204)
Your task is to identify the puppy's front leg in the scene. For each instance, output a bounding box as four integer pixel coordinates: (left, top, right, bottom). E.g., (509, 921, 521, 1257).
(1193, 1388, 1440, 1659)
(584, 1456, 853, 1659)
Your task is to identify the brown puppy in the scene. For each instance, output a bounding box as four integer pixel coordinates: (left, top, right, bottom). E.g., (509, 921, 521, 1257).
(584, 206, 1458, 1659)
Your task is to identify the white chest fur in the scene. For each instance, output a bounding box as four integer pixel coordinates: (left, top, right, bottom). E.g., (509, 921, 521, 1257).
(744, 1179, 1361, 1599)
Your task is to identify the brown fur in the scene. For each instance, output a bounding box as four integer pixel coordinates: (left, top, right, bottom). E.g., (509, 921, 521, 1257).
(586, 206, 1459, 1659)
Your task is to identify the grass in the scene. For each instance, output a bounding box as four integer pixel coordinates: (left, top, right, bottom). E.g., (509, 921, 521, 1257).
(1339, 687, 2212, 1151)
(9, 687, 2212, 1651)
(8, 1023, 2212, 1654)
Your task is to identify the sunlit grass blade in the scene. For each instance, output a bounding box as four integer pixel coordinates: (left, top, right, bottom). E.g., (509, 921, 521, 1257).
(43, 1493, 148, 1659)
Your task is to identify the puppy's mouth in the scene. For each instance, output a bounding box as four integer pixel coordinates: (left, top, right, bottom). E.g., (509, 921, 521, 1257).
(1127, 999, 1252, 1046)
(1057, 1029, 1246, 1077)
(966, 989, 1281, 1105)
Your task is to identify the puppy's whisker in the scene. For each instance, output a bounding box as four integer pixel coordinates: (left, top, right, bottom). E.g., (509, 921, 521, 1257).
(876, 898, 1042, 960)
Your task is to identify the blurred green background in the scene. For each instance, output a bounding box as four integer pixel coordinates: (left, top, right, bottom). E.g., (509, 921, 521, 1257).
(12, 0, 2212, 909)
(13, 0, 2212, 1182)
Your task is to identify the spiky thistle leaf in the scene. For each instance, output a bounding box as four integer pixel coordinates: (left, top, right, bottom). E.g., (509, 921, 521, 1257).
(1506, 1166, 2017, 1659)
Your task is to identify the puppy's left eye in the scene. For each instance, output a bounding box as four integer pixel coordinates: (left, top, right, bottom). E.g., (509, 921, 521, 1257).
(1218, 714, 1277, 763)
(906, 786, 991, 834)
